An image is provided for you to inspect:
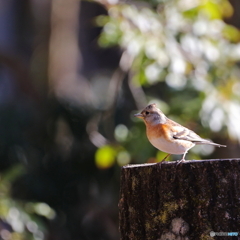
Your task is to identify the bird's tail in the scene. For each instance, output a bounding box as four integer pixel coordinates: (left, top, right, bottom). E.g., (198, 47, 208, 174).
(196, 141, 226, 148)
(208, 142, 226, 147)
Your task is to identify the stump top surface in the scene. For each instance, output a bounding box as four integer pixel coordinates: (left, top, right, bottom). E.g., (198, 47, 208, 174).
(123, 158, 240, 168)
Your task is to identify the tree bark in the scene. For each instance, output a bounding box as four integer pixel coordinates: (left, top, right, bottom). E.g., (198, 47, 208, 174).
(119, 159, 240, 240)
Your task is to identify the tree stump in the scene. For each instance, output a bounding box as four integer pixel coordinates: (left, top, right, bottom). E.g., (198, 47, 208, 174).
(119, 159, 240, 240)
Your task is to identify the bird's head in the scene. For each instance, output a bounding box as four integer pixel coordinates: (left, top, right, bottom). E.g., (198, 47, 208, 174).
(134, 103, 167, 125)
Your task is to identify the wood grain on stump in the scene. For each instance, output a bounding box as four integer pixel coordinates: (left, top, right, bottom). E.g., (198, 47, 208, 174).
(119, 159, 240, 240)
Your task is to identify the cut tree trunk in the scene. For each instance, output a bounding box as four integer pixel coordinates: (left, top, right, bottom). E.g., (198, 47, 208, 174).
(119, 159, 240, 240)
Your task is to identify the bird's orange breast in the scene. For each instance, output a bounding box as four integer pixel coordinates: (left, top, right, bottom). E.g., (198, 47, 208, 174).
(145, 122, 194, 154)
(146, 123, 172, 141)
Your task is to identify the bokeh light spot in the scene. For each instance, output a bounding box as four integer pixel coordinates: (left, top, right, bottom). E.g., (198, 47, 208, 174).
(95, 145, 116, 169)
(117, 151, 131, 166)
(115, 124, 129, 142)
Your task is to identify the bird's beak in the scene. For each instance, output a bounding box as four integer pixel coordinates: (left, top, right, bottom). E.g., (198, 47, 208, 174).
(134, 113, 143, 119)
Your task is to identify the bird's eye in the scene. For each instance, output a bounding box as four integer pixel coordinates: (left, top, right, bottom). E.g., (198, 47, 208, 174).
(145, 111, 150, 115)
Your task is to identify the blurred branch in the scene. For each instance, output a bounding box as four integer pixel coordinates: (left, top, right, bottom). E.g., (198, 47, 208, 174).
(87, 113, 108, 147)
(48, 0, 92, 105)
(105, 66, 126, 115)
(103, 66, 126, 141)
(128, 73, 147, 110)
(87, 66, 126, 145)
(120, 51, 147, 109)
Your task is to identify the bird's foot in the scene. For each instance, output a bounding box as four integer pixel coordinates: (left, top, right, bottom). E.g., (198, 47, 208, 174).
(177, 159, 185, 165)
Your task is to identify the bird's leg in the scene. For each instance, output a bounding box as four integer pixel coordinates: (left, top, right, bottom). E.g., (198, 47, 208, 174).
(159, 153, 171, 163)
(177, 151, 187, 165)
(157, 154, 170, 169)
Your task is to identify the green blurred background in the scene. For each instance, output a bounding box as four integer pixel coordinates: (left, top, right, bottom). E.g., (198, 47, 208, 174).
(0, 0, 240, 239)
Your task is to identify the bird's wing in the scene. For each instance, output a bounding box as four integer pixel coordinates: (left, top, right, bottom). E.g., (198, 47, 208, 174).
(165, 118, 203, 143)
(171, 126, 204, 143)
(170, 124, 226, 147)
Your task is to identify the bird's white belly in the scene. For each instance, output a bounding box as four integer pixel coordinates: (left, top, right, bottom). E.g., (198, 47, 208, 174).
(149, 137, 194, 154)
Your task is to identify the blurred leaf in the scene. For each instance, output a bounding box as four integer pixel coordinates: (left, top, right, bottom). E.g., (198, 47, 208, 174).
(182, 8, 199, 19)
(0, 165, 47, 240)
(222, 25, 240, 42)
(220, 0, 234, 18)
(95, 15, 109, 27)
(1, 164, 24, 183)
(200, 1, 222, 19)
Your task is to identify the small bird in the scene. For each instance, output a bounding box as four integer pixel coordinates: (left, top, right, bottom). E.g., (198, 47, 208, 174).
(134, 103, 226, 163)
